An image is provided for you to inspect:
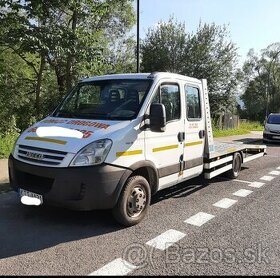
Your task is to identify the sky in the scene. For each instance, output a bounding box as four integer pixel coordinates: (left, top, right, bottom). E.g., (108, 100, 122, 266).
(134, 0, 280, 65)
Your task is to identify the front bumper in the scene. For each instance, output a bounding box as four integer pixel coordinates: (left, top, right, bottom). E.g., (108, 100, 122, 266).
(263, 132, 280, 142)
(8, 155, 131, 210)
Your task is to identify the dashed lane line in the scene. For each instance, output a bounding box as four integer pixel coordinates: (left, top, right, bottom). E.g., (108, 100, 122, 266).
(260, 175, 275, 181)
(269, 170, 280, 176)
(146, 229, 186, 251)
(248, 181, 265, 188)
(184, 212, 215, 227)
(89, 258, 137, 276)
(213, 198, 238, 209)
(233, 189, 253, 197)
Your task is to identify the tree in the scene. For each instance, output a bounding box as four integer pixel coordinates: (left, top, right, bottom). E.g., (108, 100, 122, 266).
(241, 43, 280, 121)
(141, 18, 240, 119)
(0, 0, 136, 133)
(141, 17, 187, 73)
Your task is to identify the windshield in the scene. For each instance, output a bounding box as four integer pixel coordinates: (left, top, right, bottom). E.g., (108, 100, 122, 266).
(53, 79, 152, 120)
(267, 114, 280, 125)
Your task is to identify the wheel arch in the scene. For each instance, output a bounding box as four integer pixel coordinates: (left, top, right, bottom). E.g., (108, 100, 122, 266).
(114, 160, 159, 204)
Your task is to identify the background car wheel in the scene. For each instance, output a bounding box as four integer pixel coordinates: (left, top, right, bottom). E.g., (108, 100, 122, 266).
(112, 175, 151, 227)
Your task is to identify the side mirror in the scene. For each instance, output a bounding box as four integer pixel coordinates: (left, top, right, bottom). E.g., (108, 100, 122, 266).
(149, 103, 166, 132)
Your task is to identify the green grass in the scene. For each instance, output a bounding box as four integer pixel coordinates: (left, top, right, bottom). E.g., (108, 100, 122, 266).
(0, 133, 19, 159)
(213, 121, 264, 138)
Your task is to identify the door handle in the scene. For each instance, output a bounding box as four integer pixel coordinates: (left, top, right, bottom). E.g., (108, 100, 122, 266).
(199, 130, 205, 139)
(178, 132, 185, 142)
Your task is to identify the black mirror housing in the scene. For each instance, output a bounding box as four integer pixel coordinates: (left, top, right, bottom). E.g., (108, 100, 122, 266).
(149, 103, 166, 132)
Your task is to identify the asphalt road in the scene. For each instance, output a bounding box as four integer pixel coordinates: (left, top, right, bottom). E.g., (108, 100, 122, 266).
(0, 140, 280, 275)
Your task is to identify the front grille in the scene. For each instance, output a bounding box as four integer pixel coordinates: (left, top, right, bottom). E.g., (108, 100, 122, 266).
(17, 144, 67, 166)
(270, 130, 280, 134)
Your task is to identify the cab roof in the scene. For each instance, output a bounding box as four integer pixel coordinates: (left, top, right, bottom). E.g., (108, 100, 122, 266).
(80, 72, 201, 84)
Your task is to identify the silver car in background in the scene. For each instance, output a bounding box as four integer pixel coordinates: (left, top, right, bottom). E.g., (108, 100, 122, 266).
(263, 113, 280, 143)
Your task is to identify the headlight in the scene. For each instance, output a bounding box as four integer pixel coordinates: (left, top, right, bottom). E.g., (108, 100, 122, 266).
(70, 139, 112, 167)
(12, 135, 20, 157)
(264, 126, 270, 132)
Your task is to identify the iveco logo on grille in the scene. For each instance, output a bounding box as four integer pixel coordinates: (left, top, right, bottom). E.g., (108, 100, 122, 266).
(25, 152, 44, 160)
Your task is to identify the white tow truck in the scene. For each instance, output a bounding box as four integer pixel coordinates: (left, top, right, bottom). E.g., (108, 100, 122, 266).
(9, 72, 266, 226)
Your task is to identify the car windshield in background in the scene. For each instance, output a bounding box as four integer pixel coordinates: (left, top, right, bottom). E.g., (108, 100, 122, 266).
(267, 115, 280, 124)
(53, 79, 152, 120)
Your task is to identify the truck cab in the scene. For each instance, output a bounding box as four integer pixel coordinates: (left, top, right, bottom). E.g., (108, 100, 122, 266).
(9, 72, 266, 226)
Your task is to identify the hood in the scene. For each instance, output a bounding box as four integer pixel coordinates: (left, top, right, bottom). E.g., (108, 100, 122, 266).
(266, 122, 280, 133)
(17, 117, 131, 153)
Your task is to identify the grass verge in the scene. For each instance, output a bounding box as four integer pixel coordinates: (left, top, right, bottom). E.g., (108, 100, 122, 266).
(213, 121, 263, 138)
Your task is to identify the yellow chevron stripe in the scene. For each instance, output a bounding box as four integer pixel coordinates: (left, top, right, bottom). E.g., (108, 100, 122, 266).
(25, 136, 67, 145)
(184, 141, 203, 147)
(116, 150, 143, 157)
(153, 144, 179, 152)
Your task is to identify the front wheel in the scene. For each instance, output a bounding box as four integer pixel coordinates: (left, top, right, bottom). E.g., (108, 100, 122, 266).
(112, 175, 151, 226)
(226, 152, 242, 179)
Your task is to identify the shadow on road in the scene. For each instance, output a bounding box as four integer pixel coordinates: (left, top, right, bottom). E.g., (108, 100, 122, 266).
(0, 193, 124, 259)
(0, 166, 254, 260)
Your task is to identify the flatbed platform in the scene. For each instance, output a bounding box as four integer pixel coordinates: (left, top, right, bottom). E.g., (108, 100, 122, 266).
(206, 141, 267, 159)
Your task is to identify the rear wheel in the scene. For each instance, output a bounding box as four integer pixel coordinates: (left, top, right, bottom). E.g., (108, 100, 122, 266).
(226, 152, 242, 179)
(112, 175, 151, 226)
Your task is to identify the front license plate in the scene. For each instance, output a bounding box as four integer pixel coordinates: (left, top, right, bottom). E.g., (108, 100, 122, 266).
(19, 188, 43, 204)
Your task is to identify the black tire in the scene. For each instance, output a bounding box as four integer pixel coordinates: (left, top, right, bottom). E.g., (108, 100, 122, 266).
(226, 152, 242, 179)
(112, 175, 151, 227)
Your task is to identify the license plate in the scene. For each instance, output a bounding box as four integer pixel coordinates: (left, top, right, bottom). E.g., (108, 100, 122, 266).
(19, 189, 43, 205)
(273, 136, 280, 139)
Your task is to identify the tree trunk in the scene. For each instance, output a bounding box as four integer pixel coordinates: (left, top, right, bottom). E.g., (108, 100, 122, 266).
(35, 53, 45, 118)
(66, 9, 78, 92)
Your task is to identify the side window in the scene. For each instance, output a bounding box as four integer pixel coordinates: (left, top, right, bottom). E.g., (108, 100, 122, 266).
(185, 85, 201, 120)
(152, 84, 181, 122)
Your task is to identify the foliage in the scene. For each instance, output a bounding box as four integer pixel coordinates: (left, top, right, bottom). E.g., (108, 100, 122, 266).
(0, 131, 19, 159)
(0, 0, 136, 136)
(241, 43, 280, 122)
(141, 18, 240, 119)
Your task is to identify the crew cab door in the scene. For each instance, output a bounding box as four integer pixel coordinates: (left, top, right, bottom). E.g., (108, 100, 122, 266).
(144, 81, 185, 190)
(180, 82, 205, 180)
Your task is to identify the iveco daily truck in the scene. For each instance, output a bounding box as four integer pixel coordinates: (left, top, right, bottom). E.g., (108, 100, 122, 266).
(9, 72, 266, 226)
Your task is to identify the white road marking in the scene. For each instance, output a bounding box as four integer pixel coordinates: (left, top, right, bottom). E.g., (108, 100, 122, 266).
(233, 189, 253, 197)
(269, 170, 280, 176)
(260, 175, 275, 181)
(184, 212, 215, 227)
(248, 181, 265, 188)
(89, 258, 137, 276)
(146, 229, 186, 251)
(215, 177, 251, 184)
(277, 166, 280, 170)
(213, 198, 237, 209)
(232, 179, 252, 184)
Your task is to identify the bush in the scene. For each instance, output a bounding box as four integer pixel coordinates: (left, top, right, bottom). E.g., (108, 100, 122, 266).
(0, 132, 19, 159)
